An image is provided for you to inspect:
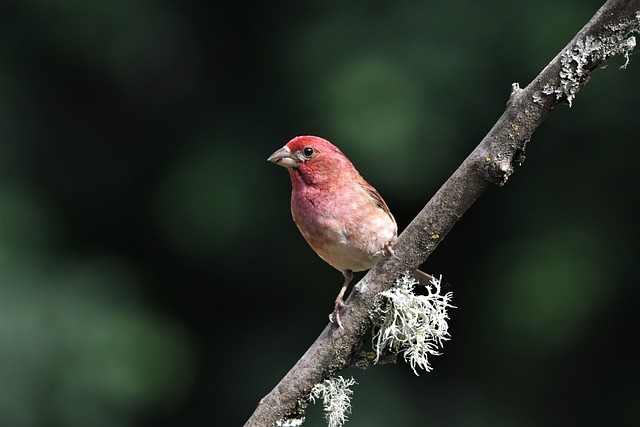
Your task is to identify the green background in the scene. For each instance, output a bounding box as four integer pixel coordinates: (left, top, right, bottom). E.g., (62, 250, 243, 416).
(1, 0, 638, 426)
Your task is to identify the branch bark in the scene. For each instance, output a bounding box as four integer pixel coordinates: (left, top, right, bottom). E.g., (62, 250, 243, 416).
(245, 1, 640, 426)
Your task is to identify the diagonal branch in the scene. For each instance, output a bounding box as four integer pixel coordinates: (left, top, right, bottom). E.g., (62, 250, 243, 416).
(245, 1, 640, 426)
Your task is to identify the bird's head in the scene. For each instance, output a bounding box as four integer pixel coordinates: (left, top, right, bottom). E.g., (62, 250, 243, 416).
(267, 136, 353, 186)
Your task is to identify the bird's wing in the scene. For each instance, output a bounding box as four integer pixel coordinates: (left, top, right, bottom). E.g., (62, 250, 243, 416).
(361, 182, 395, 223)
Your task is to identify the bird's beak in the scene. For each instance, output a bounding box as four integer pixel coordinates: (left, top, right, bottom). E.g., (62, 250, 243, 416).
(267, 146, 300, 168)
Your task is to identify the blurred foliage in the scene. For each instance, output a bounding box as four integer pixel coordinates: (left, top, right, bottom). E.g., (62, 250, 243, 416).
(1, 0, 639, 427)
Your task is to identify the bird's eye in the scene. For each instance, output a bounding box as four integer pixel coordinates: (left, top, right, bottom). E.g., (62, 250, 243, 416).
(303, 147, 314, 157)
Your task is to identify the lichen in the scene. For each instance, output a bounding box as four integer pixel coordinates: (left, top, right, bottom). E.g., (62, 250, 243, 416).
(309, 376, 357, 427)
(274, 404, 307, 427)
(370, 272, 454, 375)
(539, 12, 639, 106)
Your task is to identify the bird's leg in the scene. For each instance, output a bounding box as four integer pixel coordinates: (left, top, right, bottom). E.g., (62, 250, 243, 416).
(329, 270, 353, 329)
(383, 240, 399, 260)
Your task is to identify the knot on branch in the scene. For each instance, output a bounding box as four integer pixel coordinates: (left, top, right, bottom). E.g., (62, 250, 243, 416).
(481, 154, 515, 186)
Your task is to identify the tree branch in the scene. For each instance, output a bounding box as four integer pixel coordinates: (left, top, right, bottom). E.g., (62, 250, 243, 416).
(245, 1, 640, 426)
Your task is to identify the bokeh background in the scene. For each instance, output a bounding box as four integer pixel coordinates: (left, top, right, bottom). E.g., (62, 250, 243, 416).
(1, 0, 638, 426)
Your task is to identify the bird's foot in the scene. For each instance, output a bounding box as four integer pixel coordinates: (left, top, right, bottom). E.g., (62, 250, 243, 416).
(329, 298, 347, 329)
(384, 241, 399, 260)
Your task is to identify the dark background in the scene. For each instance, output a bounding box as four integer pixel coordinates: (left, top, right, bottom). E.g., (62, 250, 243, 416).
(1, 1, 639, 426)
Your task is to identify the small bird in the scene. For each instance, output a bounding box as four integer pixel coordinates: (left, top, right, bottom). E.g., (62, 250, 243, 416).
(268, 135, 398, 328)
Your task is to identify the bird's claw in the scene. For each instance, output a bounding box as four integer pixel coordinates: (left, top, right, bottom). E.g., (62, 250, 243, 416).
(384, 241, 399, 260)
(329, 299, 347, 329)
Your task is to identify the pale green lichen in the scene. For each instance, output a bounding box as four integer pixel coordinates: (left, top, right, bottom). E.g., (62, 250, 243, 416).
(309, 376, 357, 427)
(371, 272, 454, 375)
(540, 12, 640, 106)
(274, 407, 306, 427)
(274, 415, 305, 427)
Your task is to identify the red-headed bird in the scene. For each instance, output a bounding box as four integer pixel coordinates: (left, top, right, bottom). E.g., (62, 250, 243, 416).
(268, 136, 398, 328)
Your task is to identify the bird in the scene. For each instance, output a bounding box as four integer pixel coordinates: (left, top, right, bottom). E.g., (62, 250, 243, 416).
(267, 135, 399, 329)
